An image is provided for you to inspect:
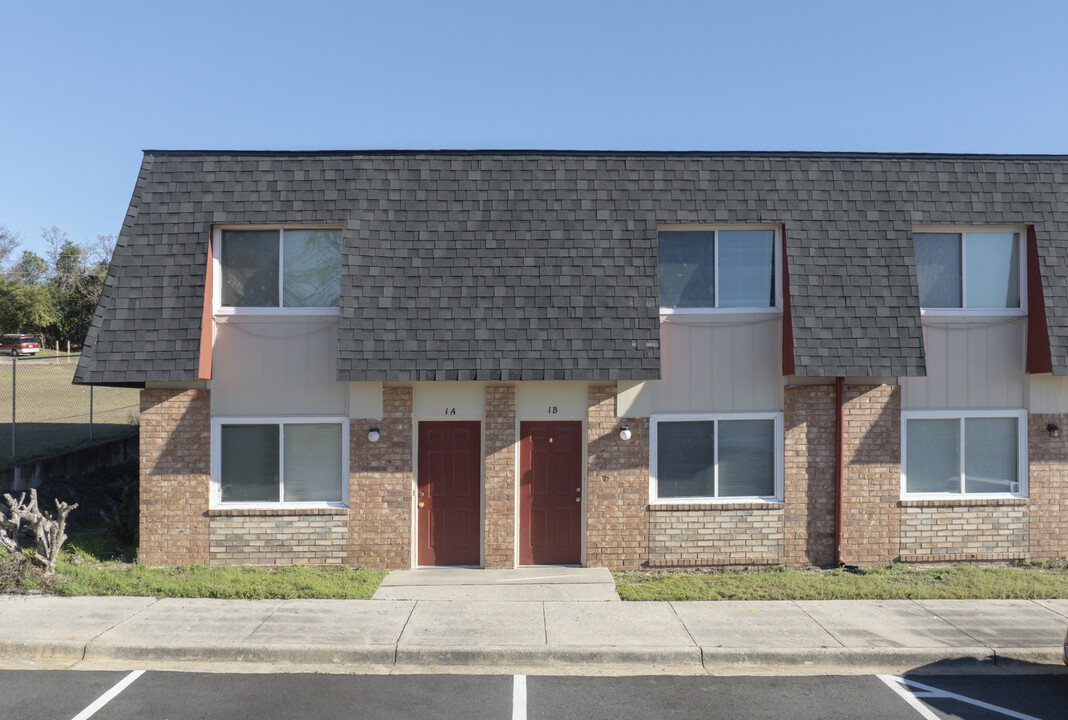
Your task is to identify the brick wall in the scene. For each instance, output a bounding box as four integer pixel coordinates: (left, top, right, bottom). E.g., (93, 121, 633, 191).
(348, 387, 413, 569)
(649, 505, 785, 566)
(585, 385, 649, 570)
(484, 386, 517, 568)
(208, 509, 348, 565)
(139, 389, 210, 565)
(840, 384, 901, 565)
(783, 385, 836, 566)
(899, 501, 1028, 562)
(1028, 413, 1068, 560)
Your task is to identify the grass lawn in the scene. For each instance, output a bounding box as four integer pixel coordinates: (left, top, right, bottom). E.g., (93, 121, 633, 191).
(6, 534, 387, 600)
(615, 563, 1068, 601)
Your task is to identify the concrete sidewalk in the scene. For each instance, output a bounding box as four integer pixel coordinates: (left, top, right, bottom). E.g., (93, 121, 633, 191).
(0, 594, 1065, 675)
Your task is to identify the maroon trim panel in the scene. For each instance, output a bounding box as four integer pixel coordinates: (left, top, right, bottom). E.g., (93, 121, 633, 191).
(781, 223, 796, 376)
(1026, 225, 1053, 374)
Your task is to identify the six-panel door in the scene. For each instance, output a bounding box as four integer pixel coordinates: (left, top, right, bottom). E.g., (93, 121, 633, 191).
(417, 421, 482, 566)
(519, 421, 583, 565)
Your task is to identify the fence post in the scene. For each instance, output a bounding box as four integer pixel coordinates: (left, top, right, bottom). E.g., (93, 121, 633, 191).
(89, 385, 94, 441)
(10, 356, 15, 458)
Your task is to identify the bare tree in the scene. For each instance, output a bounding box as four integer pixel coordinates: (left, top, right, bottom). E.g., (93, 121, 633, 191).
(0, 490, 77, 574)
(0, 225, 20, 270)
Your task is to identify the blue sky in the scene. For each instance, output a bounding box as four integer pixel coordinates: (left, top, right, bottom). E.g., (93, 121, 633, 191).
(2, 1, 1067, 258)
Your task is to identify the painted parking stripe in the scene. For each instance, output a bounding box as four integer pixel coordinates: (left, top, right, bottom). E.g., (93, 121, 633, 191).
(878, 674, 1044, 720)
(513, 674, 527, 720)
(71, 670, 144, 720)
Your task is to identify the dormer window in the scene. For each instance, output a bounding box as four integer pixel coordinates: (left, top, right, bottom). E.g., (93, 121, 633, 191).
(658, 227, 779, 311)
(216, 227, 342, 311)
(913, 230, 1022, 311)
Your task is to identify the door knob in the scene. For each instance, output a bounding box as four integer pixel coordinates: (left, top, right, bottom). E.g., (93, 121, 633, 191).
(575, 497, 581, 503)
(418, 502, 425, 508)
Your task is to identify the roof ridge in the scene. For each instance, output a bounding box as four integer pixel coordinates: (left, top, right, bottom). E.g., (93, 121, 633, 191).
(141, 149, 1068, 160)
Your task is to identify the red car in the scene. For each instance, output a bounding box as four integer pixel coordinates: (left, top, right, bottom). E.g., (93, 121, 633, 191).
(0, 334, 41, 356)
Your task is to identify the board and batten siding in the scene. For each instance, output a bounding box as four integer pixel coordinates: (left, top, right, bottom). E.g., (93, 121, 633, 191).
(618, 317, 783, 416)
(900, 319, 1026, 410)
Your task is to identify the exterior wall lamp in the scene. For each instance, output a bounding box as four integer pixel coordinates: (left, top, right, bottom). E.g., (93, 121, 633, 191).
(619, 425, 632, 441)
(368, 428, 381, 443)
(1047, 423, 1060, 439)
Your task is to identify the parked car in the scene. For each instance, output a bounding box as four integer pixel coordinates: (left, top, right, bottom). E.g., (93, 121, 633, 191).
(1064, 626, 1067, 667)
(0, 334, 41, 356)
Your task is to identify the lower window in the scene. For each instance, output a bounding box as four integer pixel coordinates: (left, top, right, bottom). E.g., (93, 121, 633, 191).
(650, 413, 782, 502)
(902, 411, 1026, 496)
(212, 418, 348, 506)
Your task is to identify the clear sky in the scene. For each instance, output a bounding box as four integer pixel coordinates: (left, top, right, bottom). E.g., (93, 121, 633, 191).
(2, 1, 1067, 258)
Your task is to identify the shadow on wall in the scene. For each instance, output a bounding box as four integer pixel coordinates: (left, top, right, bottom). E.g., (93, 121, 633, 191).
(845, 385, 900, 469)
(586, 417, 650, 473)
(143, 390, 210, 479)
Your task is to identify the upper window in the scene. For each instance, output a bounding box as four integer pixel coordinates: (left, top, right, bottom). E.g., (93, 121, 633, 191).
(902, 411, 1026, 497)
(658, 228, 777, 310)
(650, 413, 783, 503)
(913, 231, 1022, 311)
(212, 418, 348, 506)
(218, 228, 342, 309)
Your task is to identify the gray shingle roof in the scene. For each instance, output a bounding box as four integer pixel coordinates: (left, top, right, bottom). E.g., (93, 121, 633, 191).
(74, 151, 1068, 385)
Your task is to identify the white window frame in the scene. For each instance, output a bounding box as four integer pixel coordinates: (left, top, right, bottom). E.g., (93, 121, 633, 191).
(657, 224, 783, 316)
(913, 226, 1027, 318)
(213, 225, 343, 316)
(649, 412, 784, 504)
(900, 409, 1028, 499)
(210, 416, 350, 508)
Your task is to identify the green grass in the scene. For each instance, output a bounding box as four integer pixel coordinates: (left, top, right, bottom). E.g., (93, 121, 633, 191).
(46, 536, 387, 599)
(614, 563, 1068, 601)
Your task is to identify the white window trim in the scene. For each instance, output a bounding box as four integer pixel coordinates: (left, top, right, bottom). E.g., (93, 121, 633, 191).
(649, 412, 784, 504)
(657, 224, 783, 315)
(900, 409, 1028, 500)
(213, 226, 343, 316)
(210, 416, 350, 508)
(913, 226, 1027, 316)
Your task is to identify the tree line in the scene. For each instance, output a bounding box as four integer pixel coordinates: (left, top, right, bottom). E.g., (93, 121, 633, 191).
(0, 225, 114, 349)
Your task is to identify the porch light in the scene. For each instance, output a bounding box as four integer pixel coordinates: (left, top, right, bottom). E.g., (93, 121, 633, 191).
(368, 428, 381, 443)
(619, 425, 632, 441)
(1047, 423, 1060, 439)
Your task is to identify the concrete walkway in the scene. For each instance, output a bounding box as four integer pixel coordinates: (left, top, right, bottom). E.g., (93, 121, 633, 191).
(0, 594, 1065, 674)
(372, 567, 620, 601)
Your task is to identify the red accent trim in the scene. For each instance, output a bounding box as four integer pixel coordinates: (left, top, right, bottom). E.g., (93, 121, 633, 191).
(197, 228, 214, 380)
(835, 377, 844, 566)
(781, 224, 796, 376)
(1026, 225, 1052, 374)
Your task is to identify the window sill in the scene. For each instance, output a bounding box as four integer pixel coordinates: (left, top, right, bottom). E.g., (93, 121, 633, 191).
(207, 507, 349, 517)
(650, 501, 785, 511)
(659, 309, 781, 324)
(919, 309, 1025, 324)
(898, 497, 1027, 508)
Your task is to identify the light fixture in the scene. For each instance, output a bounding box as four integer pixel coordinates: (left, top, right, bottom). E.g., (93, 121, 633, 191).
(619, 425, 632, 441)
(367, 428, 381, 443)
(1047, 423, 1059, 439)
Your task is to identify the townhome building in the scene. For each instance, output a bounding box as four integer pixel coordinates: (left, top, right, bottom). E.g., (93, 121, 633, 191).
(74, 151, 1068, 569)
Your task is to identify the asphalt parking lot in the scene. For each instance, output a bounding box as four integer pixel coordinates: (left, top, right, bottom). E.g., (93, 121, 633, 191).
(1, 671, 1065, 719)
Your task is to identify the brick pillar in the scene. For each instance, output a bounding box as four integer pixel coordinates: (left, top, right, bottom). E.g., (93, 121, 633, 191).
(783, 385, 836, 566)
(840, 384, 901, 565)
(484, 386, 516, 568)
(139, 389, 210, 565)
(348, 387, 413, 569)
(1028, 413, 1068, 560)
(585, 385, 649, 570)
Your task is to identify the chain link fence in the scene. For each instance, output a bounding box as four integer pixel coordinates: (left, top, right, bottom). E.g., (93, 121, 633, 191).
(1, 353, 140, 465)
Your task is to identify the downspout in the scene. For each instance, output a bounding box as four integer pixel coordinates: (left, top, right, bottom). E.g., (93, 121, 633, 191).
(835, 376, 844, 566)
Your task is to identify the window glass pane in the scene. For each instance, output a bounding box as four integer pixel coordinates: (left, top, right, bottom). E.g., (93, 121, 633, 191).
(221, 230, 279, 307)
(905, 419, 960, 493)
(914, 233, 962, 308)
(964, 417, 1018, 494)
(283, 423, 343, 502)
(965, 233, 1020, 309)
(718, 419, 775, 497)
(221, 424, 279, 502)
(657, 421, 715, 498)
(718, 230, 775, 308)
(283, 229, 342, 307)
(659, 231, 715, 308)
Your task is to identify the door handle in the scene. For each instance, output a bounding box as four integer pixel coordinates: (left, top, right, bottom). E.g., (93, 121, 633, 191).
(418, 502, 425, 508)
(575, 497, 581, 503)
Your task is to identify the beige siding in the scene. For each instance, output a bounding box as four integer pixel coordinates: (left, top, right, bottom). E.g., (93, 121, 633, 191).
(901, 319, 1025, 410)
(409, 382, 487, 419)
(348, 382, 384, 419)
(516, 382, 590, 419)
(1028, 374, 1068, 413)
(618, 317, 783, 416)
(212, 320, 348, 416)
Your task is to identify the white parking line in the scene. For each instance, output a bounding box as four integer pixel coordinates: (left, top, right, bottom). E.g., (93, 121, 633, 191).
(877, 674, 1044, 720)
(513, 674, 527, 720)
(71, 670, 144, 720)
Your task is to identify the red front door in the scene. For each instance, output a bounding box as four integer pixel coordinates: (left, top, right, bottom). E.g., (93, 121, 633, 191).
(519, 421, 582, 565)
(418, 421, 481, 566)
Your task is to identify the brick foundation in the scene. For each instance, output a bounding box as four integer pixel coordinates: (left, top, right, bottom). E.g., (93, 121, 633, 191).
(899, 500, 1028, 561)
(208, 509, 349, 565)
(585, 385, 649, 569)
(348, 387, 413, 569)
(1027, 413, 1068, 560)
(649, 504, 785, 566)
(139, 389, 210, 565)
(484, 386, 517, 568)
(783, 385, 836, 566)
